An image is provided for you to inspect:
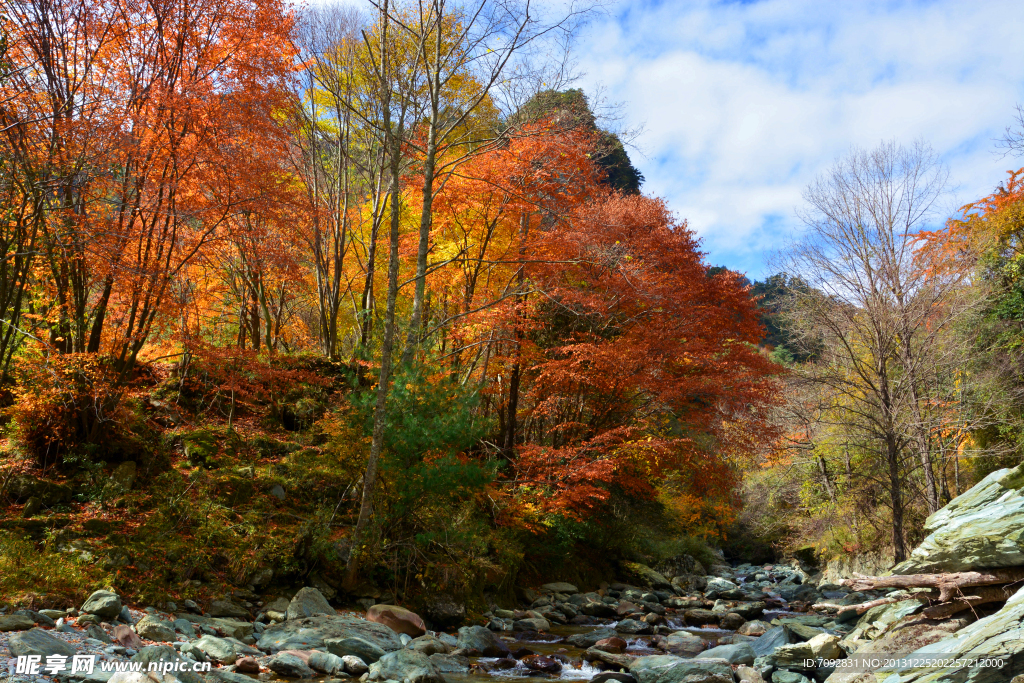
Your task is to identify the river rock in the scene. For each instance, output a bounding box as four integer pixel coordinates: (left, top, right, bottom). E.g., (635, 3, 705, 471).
(9, 628, 77, 658)
(893, 462, 1024, 574)
(135, 614, 176, 642)
(738, 620, 771, 637)
(209, 599, 249, 619)
(428, 653, 470, 673)
(0, 614, 36, 631)
(684, 608, 720, 625)
(82, 590, 122, 618)
(269, 653, 314, 678)
(367, 649, 444, 683)
(705, 577, 738, 593)
(258, 615, 402, 654)
(616, 618, 653, 635)
(522, 655, 562, 673)
(567, 627, 618, 648)
(513, 617, 551, 631)
(366, 604, 426, 637)
(656, 631, 705, 656)
(86, 624, 113, 643)
(308, 651, 346, 675)
(595, 637, 629, 654)
(113, 624, 144, 649)
(287, 587, 336, 620)
(769, 633, 841, 670)
(235, 656, 260, 674)
(720, 613, 746, 630)
(196, 635, 237, 664)
(327, 636, 387, 663)
(629, 655, 734, 683)
(132, 645, 204, 683)
(410, 634, 449, 655)
(342, 654, 370, 675)
(773, 672, 811, 683)
(825, 617, 969, 683)
(542, 582, 579, 594)
(697, 642, 755, 665)
(751, 627, 793, 657)
(456, 625, 510, 656)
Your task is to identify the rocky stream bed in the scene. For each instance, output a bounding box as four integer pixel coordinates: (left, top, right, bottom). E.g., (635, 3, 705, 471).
(7, 462, 1024, 683)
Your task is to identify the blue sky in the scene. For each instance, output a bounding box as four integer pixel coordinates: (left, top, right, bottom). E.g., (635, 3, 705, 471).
(573, 0, 1024, 279)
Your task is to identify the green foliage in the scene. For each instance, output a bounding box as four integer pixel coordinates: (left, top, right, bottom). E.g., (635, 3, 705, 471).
(0, 531, 106, 607)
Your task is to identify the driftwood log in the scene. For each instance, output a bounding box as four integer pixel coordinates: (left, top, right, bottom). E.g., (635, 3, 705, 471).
(837, 568, 1024, 602)
(819, 568, 1024, 619)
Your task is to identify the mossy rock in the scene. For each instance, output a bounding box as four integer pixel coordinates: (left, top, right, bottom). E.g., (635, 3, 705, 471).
(182, 430, 220, 469)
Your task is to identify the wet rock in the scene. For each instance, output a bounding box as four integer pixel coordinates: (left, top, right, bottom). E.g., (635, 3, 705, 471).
(427, 653, 469, 673)
(542, 582, 579, 594)
(629, 655, 734, 683)
(522, 655, 562, 673)
(720, 613, 746, 630)
(616, 618, 653, 635)
(269, 652, 315, 678)
(342, 655, 370, 676)
(595, 637, 629, 654)
(654, 631, 704, 657)
(308, 651, 346, 675)
(696, 642, 756, 665)
(584, 648, 637, 669)
(593, 674, 638, 683)
(259, 615, 402, 655)
(367, 604, 426, 637)
(684, 608, 720, 626)
(751, 627, 792, 658)
(566, 627, 618, 648)
(410, 634, 449, 655)
(82, 589, 122, 618)
(582, 601, 619, 618)
(367, 649, 445, 683)
(327, 636, 388, 664)
(513, 617, 551, 631)
(456, 625, 510, 657)
(287, 587, 336, 620)
(738, 620, 771, 636)
(705, 577, 738, 593)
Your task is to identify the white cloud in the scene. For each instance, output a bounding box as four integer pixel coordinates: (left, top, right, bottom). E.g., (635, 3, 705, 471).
(576, 0, 1024, 277)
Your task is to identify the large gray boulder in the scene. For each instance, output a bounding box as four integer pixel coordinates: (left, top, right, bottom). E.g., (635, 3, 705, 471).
(195, 635, 237, 664)
(81, 590, 122, 619)
(9, 628, 77, 658)
(893, 463, 1024, 574)
(697, 642, 755, 665)
(268, 653, 314, 678)
(134, 614, 176, 642)
(455, 625, 510, 656)
(657, 631, 705, 656)
(256, 614, 402, 654)
(326, 636, 387, 663)
(367, 649, 445, 683)
(286, 587, 335, 620)
(629, 655, 733, 683)
(566, 626, 618, 648)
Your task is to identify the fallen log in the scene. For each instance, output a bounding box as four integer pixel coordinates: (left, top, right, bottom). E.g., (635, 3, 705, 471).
(920, 585, 1019, 620)
(837, 568, 1024, 602)
(812, 592, 935, 615)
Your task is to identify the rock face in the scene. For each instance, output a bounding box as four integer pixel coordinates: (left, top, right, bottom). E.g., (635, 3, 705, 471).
(541, 582, 579, 593)
(367, 604, 427, 637)
(367, 649, 445, 683)
(9, 628, 77, 658)
(257, 614, 403, 654)
(892, 462, 1024, 574)
(81, 589, 122, 618)
(286, 587, 335, 620)
(844, 584, 1024, 682)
